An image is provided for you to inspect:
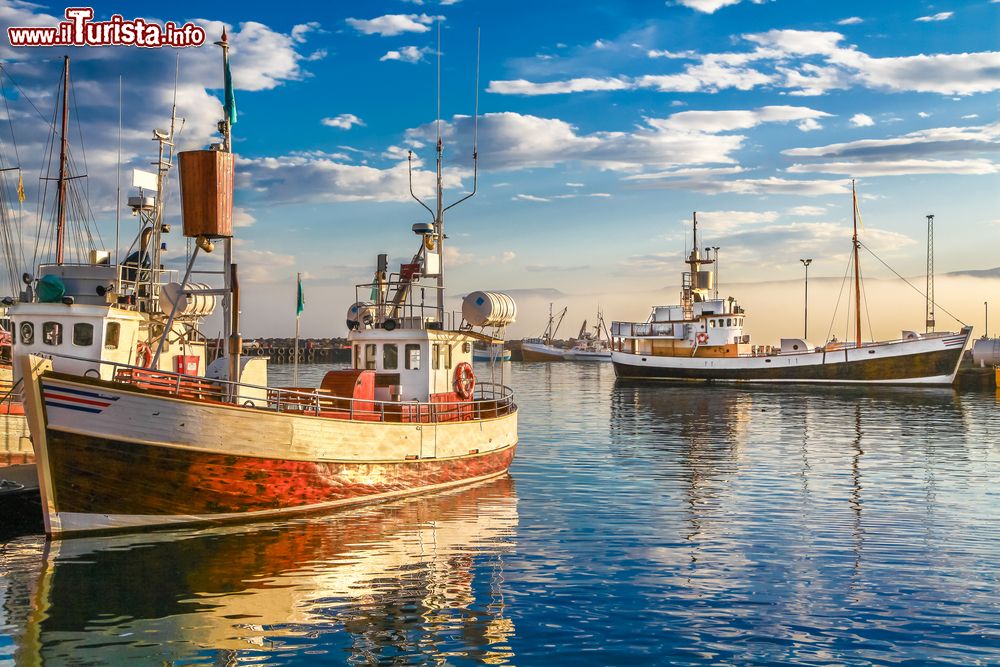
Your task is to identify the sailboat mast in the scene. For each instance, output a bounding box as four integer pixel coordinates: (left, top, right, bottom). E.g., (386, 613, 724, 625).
(852, 180, 862, 347)
(434, 21, 444, 322)
(54, 55, 70, 265)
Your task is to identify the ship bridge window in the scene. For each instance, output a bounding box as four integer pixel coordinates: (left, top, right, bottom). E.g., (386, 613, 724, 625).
(73, 323, 94, 347)
(443, 344, 452, 369)
(383, 343, 398, 370)
(364, 343, 377, 370)
(405, 344, 421, 370)
(353, 344, 361, 369)
(105, 322, 120, 350)
(42, 322, 62, 346)
(726, 318, 732, 327)
(19, 322, 34, 345)
(432, 344, 441, 370)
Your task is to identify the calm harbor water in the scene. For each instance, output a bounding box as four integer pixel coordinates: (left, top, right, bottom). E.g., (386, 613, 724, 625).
(2, 362, 999, 665)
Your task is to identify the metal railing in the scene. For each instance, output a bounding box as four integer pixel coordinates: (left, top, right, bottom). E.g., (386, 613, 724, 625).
(41, 353, 517, 424)
(354, 278, 462, 331)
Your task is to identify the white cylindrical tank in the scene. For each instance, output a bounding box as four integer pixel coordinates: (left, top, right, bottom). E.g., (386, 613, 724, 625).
(971, 338, 1000, 366)
(346, 301, 376, 328)
(463, 291, 517, 328)
(160, 282, 217, 317)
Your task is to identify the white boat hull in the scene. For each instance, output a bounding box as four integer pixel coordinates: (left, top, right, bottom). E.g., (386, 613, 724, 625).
(612, 329, 971, 385)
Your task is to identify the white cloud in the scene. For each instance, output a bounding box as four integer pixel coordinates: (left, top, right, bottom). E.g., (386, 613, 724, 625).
(673, 0, 769, 14)
(405, 108, 834, 175)
(918, 111, 931, 118)
(514, 194, 551, 202)
(837, 16, 864, 25)
(487, 77, 632, 95)
(850, 113, 875, 127)
(489, 29, 1000, 98)
(687, 210, 779, 234)
(233, 207, 257, 228)
(788, 158, 1000, 176)
(788, 205, 827, 216)
(783, 121, 1000, 162)
(239, 152, 462, 204)
(321, 114, 365, 130)
(629, 174, 851, 196)
(647, 49, 698, 59)
(346, 14, 437, 37)
(962, 114, 980, 119)
(655, 105, 831, 133)
(380, 45, 435, 63)
(915, 11, 953, 22)
(797, 118, 823, 132)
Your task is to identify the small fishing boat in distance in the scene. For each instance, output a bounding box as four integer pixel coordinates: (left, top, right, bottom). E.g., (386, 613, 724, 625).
(565, 310, 611, 362)
(520, 303, 569, 361)
(611, 186, 972, 385)
(473, 342, 512, 362)
(19, 33, 518, 537)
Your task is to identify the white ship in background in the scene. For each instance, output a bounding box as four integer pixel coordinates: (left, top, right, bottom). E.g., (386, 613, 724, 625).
(611, 188, 971, 385)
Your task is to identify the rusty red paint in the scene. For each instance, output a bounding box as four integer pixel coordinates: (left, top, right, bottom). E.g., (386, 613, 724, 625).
(45, 428, 515, 519)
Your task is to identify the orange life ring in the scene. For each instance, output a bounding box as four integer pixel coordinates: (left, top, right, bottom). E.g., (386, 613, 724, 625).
(453, 362, 476, 400)
(696, 332, 709, 345)
(135, 341, 153, 368)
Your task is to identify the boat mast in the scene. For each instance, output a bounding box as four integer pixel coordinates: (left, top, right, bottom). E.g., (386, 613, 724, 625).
(852, 180, 862, 347)
(54, 56, 70, 265)
(216, 28, 240, 384)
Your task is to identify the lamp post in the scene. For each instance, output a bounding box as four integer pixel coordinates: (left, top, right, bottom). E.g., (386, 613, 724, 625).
(800, 259, 812, 339)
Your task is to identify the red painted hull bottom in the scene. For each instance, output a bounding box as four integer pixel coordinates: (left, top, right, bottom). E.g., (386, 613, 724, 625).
(45, 428, 516, 529)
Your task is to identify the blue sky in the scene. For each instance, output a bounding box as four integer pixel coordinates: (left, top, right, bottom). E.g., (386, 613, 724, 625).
(0, 0, 998, 338)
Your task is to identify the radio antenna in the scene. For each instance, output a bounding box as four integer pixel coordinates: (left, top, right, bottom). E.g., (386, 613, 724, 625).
(444, 26, 480, 212)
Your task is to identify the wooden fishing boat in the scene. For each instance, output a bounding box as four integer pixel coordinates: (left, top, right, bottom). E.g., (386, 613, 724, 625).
(20, 34, 518, 537)
(611, 187, 972, 385)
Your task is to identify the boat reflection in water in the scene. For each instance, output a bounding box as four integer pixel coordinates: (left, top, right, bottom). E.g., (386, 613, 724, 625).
(4, 476, 517, 665)
(608, 381, 970, 564)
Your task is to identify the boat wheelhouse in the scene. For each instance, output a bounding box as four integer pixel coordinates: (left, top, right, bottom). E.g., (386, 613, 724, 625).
(611, 198, 971, 385)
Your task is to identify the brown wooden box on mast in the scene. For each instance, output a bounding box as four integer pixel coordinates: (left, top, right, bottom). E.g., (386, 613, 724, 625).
(177, 150, 234, 238)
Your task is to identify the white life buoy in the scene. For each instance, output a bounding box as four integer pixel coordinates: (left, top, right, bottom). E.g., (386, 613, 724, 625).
(696, 332, 709, 345)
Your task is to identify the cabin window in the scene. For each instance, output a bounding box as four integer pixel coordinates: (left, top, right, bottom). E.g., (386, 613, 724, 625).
(19, 322, 34, 345)
(431, 344, 441, 370)
(726, 318, 732, 327)
(105, 322, 121, 349)
(405, 344, 421, 370)
(353, 345, 361, 369)
(73, 323, 94, 347)
(443, 344, 452, 369)
(365, 343, 377, 370)
(42, 322, 62, 346)
(383, 343, 398, 370)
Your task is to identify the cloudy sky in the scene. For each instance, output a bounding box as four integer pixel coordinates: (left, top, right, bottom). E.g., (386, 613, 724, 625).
(0, 0, 997, 340)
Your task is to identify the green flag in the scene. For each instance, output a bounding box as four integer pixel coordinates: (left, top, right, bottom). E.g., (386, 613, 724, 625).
(296, 274, 305, 317)
(224, 52, 237, 126)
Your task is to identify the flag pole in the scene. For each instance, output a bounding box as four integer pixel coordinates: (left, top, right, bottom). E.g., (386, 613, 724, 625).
(293, 272, 301, 386)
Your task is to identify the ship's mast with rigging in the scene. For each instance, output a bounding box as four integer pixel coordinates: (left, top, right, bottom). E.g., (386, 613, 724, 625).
(54, 56, 70, 265)
(852, 180, 862, 348)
